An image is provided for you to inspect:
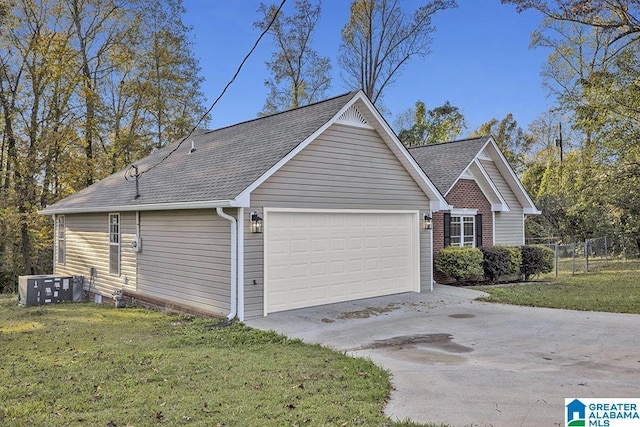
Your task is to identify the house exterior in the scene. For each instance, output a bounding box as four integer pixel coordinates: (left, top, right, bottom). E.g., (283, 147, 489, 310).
(408, 136, 540, 255)
(40, 91, 448, 320)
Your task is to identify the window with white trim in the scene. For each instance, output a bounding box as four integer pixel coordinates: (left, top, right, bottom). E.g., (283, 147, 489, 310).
(444, 213, 483, 248)
(109, 213, 120, 275)
(450, 216, 475, 247)
(57, 215, 65, 264)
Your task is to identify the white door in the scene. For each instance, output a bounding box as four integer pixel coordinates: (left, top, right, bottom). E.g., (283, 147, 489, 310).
(264, 210, 419, 314)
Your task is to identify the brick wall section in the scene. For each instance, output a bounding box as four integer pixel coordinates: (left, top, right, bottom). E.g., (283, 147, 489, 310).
(433, 179, 493, 283)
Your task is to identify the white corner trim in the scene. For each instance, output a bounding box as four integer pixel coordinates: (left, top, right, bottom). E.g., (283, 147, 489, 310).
(336, 105, 374, 128)
(492, 211, 496, 245)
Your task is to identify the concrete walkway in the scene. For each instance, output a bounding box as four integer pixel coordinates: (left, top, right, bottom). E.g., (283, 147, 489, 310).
(246, 285, 640, 427)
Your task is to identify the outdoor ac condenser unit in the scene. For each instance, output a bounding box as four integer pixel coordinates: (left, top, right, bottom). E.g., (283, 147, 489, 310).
(18, 275, 74, 307)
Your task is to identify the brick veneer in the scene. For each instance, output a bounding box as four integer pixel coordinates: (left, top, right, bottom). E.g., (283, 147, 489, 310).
(433, 179, 493, 283)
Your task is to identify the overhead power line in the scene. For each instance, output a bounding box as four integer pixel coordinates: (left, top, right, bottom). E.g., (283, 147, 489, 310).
(134, 0, 288, 179)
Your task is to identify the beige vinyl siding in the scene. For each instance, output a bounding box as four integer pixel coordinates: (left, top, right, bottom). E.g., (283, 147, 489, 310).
(137, 210, 232, 316)
(252, 125, 429, 208)
(245, 123, 433, 317)
(55, 212, 136, 296)
(420, 228, 432, 292)
(243, 208, 264, 319)
(480, 159, 525, 246)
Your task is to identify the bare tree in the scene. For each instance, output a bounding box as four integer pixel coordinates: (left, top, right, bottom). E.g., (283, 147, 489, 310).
(255, 0, 331, 114)
(339, 0, 456, 105)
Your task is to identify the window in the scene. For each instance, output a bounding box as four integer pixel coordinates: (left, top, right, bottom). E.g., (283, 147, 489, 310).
(109, 213, 120, 275)
(450, 216, 475, 247)
(57, 215, 65, 264)
(444, 213, 482, 248)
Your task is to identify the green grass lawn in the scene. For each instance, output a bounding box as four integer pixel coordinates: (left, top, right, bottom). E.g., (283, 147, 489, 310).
(477, 261, 640, 314)
(0, 295, 446, 427)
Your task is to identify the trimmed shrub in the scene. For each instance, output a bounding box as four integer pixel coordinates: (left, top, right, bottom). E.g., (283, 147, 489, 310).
(520, 245, 554, 280)
(480, 246, 510, 282)
(435, 246, 483, 284)
(494, 245, 523, 276)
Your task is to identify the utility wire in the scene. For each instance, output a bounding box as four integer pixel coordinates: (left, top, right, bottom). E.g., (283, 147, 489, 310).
(136, 0, 287, 178)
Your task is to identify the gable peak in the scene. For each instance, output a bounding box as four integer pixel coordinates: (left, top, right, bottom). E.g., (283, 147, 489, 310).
(336, 105, 373, 128)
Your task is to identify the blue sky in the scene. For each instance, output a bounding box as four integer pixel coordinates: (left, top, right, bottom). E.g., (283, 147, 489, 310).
(182, 1, 552, 135)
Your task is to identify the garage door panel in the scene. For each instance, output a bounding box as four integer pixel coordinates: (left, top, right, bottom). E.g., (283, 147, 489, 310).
(265, 211, 420, 314)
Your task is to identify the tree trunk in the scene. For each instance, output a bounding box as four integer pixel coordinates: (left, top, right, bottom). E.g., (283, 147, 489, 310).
(71, 0, 95, 187)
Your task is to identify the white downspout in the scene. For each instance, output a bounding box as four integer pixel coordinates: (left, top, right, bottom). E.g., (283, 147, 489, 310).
(237, 207, 245, 321)
(135, 211, 140, 291)
(52, 214, 56, 274)
(429, 211, 434, 292)
(216, 207, 237, 320)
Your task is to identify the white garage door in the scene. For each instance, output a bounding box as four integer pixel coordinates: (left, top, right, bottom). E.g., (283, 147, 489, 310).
(264, 210, 420, 314)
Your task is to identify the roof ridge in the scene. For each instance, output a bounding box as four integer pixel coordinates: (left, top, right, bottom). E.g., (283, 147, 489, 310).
(198, 91, 357, 137)
(407, 135, 490, 150)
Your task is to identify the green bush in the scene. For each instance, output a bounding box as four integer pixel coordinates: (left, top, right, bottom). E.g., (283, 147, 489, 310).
(520, 245, 554, 280)
(435, 246, 483, 284)
(494, 245, 523, 276)
(480, 246, 510, 282)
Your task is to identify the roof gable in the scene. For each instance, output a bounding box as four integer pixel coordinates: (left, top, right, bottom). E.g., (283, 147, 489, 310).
(408, 136, 490, 195)
(408, 136, 539, 214)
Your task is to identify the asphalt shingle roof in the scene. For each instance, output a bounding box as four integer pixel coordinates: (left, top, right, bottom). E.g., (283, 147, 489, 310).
(42, 92, 357, 213)
(407, 136, 491, 195)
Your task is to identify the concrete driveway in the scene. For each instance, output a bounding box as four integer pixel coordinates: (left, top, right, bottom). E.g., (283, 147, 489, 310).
(245, 285, 640, 427)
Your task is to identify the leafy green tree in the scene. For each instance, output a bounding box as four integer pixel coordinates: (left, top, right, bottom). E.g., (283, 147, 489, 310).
(426, 101, 466, 143)
(0, 0, 206, 286)
(396, 100, 465, 146)
(471, 114, 533, 175)
(514, 1, 640, 246)
(255, 0, 331, 114)
(339, 0, 456, 105)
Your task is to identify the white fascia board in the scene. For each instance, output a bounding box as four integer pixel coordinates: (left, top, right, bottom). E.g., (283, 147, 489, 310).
(354, 92, 448, 207)
(470, 160, 510, 211)
(430, 200, 453, 212)
(460, 171, 474, 180)
(233, 192, 250, 208)
(523, 207, 542, 215)
(484, 138, 540, 213)
(38, 199, 237, 215)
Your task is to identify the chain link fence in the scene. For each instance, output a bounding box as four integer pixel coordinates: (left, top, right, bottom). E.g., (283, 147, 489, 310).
(527, 233, 640, 276)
